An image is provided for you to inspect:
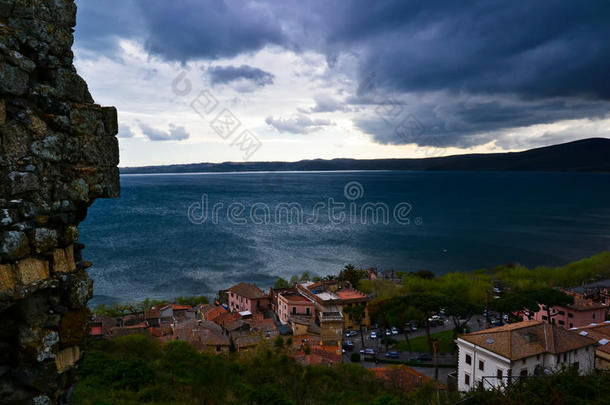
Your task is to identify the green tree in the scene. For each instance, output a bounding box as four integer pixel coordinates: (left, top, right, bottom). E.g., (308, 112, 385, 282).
(338, 264, 367, 289)
(344, 304, 367, 347)
(399, 293, 448, 353)
(274, 277, 290, 289)
(300, 272, 311, 281)
(289, 275, 300, 285)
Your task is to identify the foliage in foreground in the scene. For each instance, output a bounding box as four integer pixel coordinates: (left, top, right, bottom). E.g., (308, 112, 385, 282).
(471, 368, 610, 405)
(74, 335, 420, 405)
(74, 335, 610, 405)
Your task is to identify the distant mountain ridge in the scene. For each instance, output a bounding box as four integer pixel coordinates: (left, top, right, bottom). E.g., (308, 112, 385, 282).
(120, 138, 610, 174)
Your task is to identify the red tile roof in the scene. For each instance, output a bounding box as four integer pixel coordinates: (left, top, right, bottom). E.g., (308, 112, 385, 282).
(205, 306, 227, 322)
(371, 365, 431, 392)
(229, 282, 268, 299)
(172, 304, 192, 311)
(460, 320, 597, 360)
(335, 289, 367, 299)
(569, 322, 610, 354)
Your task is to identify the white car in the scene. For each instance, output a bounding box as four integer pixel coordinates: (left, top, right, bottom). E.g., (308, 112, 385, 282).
(385, 329, 391, 336)
(370, 331, 377, 339)
(391, 327, 399, 335)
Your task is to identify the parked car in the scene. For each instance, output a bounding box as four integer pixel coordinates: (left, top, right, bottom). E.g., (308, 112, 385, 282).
(370, 331, 377, 339)
(345, 330, 358, 337)
(342, 340, 354, 351)
(391, 327, 399, 335)
(385, 329, 391, 336)
(409, 354, 432, 362)
(364, 348, 375, 356)
(410, 324, 418, 331)
(385, 351, 400, 358)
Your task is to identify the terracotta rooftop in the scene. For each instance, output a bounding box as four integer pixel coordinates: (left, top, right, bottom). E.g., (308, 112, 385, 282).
(229, 282, 268, 299)
(460, 320, 597, 361)
(279, 291, 313, 303)
(205, 306, 227, 322)
(566, 295, 607, 311)
(335, 289, 367, 300)
(569, 321, 610, 353)
(371, 365, 431, 392)
(172, 304, 192, 311)
(214, 311, 241, 327)
(144, 308, 160, 319)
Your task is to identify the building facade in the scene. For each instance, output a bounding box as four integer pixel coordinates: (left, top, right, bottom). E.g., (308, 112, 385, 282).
(276, 289, 315, 324)
(456, 321, 596, 392)
(227, 283, 270, 313)
(526, 291, 608, 329)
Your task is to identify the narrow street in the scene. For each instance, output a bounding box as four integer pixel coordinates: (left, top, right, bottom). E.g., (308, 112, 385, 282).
(342, 315, 487, 384)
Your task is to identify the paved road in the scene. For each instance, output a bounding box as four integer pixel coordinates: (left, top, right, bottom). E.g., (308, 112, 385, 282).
(342, 315, 486, 373)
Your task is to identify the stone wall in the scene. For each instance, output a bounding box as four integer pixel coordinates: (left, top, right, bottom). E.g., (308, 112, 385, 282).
(0, 1, 119, 403)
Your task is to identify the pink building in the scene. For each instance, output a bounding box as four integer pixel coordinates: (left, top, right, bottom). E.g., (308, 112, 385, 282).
(527, 294, 607, 329)
(227, 283, 270, 313)
(276, 289, 315, 324)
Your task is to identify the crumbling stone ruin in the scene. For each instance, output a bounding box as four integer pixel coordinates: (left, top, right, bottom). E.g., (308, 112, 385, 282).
(0, 1, 120, 403)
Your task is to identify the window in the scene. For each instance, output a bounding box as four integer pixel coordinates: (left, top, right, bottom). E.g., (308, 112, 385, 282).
(306, 308, 310, 315)
(558, 320, 565, 326)
(542, 315, 548, 320)
(464, 374, 470, 386)
(519, 369, 528, 377)
(292, 307, 296, 315)
(497, 369, 503, 379)
(479, 360, 484, 371)
(558, 310, 565, 316)
(522, 359, 526, 365)
(563, 353, 567, 362)
(593, 313, 596, 319)
(568, 313, 573, 318)
(536, 354, 540, 360)
(465, 354, 472, 365)
(569, 323, 573, 328)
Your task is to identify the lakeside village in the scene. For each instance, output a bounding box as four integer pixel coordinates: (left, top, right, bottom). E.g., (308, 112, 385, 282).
(90, 264, 610, 394)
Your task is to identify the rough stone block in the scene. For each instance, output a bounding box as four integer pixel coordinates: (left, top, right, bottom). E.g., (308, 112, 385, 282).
(8, 172, 40, 195)
(16, 258, 50, 285)
(0, 263, 15, 293)
(52, 246, 75, 273)
(101, 106, 118, 136)
(69, 104, 104, 136)
(0, 230, 30, 260)
(30, 228, 58, 253)
(65, 244, 76, 271)
(55, 346, 80, 373)
(0, 62, 29, 95)
(0, 99, 5, 125)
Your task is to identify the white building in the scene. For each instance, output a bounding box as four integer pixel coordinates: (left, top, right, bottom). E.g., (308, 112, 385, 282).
(456, 320, 596, 392)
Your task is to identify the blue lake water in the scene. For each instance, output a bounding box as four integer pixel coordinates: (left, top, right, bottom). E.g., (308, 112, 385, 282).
(79, 171, 610, 305)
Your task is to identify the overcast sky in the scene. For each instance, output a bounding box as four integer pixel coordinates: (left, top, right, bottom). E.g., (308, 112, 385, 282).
(73, 0, 610, 166)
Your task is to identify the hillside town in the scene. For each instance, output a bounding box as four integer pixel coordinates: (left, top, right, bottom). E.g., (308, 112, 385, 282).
(89, 268, 610, 395)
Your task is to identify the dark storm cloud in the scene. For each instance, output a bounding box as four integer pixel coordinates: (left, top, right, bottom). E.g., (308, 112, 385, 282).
(353, 96, 610, 147)
(206, 65, 274, 87)
(75, 0, 610, 147)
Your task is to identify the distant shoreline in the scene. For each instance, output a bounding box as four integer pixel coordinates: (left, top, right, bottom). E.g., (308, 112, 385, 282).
(119, 138, 610, 175)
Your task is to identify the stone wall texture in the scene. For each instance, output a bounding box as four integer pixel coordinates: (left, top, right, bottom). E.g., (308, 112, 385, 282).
(0, 1, 120, 403)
